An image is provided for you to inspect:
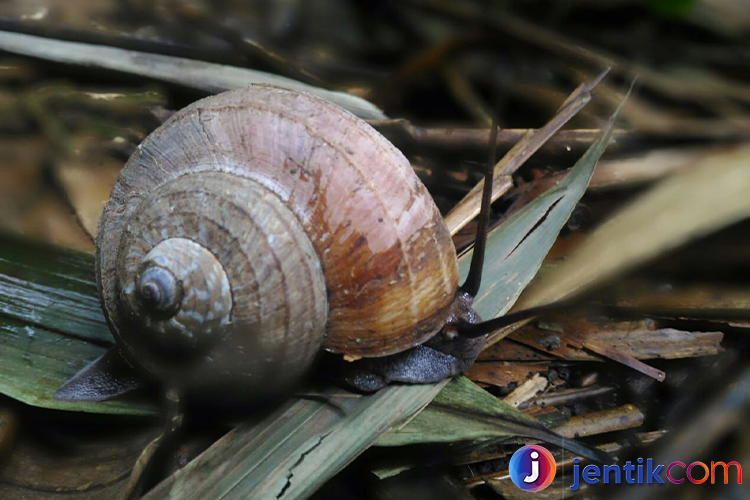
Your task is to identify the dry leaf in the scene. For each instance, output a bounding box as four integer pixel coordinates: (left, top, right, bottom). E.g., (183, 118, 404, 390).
(517, 145, 750, 309)
(54, 159, 121, 239)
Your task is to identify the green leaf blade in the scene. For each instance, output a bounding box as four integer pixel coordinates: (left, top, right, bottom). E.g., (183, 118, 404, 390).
(0, 234, 155, 415)
(0, 234, 110, 344)
(459, 89, 626, 319)
(0, 315, 154, 415)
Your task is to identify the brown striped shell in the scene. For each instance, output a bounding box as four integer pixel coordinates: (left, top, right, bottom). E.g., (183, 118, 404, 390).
(97, 85, 458, 395)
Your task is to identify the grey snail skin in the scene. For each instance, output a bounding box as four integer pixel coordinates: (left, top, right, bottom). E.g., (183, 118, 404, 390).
(54, 84, 515, 402)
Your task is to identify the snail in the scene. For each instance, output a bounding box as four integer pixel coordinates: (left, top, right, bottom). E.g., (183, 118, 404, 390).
(54, 84, 539, 403)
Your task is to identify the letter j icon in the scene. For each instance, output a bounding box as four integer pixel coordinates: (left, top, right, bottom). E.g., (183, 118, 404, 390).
(525, 451, 540, 483)
(509, 445, 557, 492)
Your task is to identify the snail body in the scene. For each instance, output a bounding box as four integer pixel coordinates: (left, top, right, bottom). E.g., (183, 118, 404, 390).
(96, 85, 461, 396)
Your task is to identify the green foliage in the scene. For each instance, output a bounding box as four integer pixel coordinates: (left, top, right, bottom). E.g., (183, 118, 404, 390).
(645, 0, 697, 17)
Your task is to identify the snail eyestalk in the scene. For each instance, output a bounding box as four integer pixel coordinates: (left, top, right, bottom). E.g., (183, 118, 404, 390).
(455, 302, 578, 338)
(461, 102, 499, 298)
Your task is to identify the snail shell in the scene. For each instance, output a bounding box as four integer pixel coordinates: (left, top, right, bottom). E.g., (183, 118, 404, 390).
(97, 85, 458, 395)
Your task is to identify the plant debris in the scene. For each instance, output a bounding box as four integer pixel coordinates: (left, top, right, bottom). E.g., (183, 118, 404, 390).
(0, 1, 748, 499)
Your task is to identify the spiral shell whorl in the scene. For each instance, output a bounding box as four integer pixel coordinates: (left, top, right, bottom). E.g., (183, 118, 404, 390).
(106, 171, 328, 393)
(122, 237, 232, 351)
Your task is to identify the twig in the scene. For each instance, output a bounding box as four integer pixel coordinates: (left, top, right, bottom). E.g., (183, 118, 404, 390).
(369, 120, 626, 156)
(554, 404, 644, 439)
(521, 385, 615, 409)
(567, 332, 666, 382)
(503, 373, 548, 408)
(442, 68, 609, 235)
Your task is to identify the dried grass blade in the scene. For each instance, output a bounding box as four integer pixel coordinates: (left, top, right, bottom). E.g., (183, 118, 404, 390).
(517, 144, 750, 309)
(443, 69, 609, 235)
(0, 30, 386, 120)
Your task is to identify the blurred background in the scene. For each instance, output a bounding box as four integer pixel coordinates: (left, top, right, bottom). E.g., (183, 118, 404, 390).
(0, 1, 749, 499)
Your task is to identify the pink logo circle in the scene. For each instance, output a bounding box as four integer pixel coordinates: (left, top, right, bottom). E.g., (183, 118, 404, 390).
(509, 445, 556, 491)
